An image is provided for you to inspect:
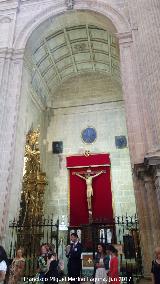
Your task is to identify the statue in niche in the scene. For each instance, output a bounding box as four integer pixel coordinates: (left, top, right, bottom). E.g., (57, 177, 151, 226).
(77, 229, 82, 242)
(107, 229, 112, 244)
(100, 229, 105, 243)
(75, 170, 104, 211)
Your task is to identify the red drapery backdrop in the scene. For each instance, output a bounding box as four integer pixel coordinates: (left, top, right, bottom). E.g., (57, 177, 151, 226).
(66, 154, 113, 226)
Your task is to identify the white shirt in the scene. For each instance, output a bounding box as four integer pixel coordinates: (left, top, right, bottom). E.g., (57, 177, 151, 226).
(0, 261, 7, 272)
(0, 260, 7, 284)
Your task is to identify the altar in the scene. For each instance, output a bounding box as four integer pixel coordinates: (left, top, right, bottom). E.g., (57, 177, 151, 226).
(66, 152, 115, 271)
(65, 152, 141, 278)
(81, 252, 94, 277)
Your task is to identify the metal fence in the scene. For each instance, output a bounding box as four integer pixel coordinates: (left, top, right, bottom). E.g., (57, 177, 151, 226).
(8, 214, 143, 281)
(8, 217, 59, 276)
(68, 214, 143, 281)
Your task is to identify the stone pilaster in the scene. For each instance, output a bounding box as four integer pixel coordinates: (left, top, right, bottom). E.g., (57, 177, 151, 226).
(155, 168, 160, 215)
(133, 165, 153, 276)
(134, 157, 160, 276)
(0, 48, 24, 241)
(144, 175, 160, 248)
(128, 0, 160, 151)
(145, 150, 160, 221)
(118, 32, 145, 164)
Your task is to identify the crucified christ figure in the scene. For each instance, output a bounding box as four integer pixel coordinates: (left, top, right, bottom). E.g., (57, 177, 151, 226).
(75, 171, 104, 211)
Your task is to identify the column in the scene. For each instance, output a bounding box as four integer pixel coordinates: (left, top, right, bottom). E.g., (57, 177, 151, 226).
(0, 48, 24, 242)
(118, 33, 145, 164)
(133, 165, 153, 276)
(128, 0, 160, 151)
(154, 168, 160, 215)
(144, 175, 160, 248)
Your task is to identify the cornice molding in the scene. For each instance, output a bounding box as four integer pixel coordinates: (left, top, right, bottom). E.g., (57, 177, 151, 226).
(0, 0, 19, 12)
(0, 48, 25, 59)
(144, 150, 160, 166)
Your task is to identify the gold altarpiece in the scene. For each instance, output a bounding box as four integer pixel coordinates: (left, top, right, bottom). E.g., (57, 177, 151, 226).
(18, 128, 47, 253)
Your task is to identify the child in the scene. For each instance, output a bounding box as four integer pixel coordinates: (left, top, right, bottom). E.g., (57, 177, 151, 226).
(108, 245, 120, 284)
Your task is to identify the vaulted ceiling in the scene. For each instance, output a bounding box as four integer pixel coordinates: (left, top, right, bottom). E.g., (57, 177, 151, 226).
(25, 12, 121, 105)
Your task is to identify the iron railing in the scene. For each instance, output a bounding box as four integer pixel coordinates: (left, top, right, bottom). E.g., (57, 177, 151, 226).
(68, 214, 142, 281)
(8, 217, 59, 276)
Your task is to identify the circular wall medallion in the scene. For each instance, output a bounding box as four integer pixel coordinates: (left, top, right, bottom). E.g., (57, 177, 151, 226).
(81, 127, 97, 144)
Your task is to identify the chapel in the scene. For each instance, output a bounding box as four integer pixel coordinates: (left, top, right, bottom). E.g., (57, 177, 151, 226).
(0, 0, 160, 281)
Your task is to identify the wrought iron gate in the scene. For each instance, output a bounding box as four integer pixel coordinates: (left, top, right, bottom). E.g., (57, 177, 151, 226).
(8, 217, 59, 276)
(68, 214, 143, 281)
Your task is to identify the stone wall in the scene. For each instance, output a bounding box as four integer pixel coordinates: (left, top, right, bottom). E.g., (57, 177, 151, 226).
(7, 65, 47, 222)
(49, 73, 122, 108)
(45, 73, 136, 224)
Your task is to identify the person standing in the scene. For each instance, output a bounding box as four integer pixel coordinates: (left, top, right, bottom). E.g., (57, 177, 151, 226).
(0, 246, 8, 284)
(108, 245, 120, 284)
(8, 247, 25, 284)
(94, 243, 110, 284)
(45, 253, 59, 284)
(151, 247, 160, 284)
(66, 233, 82, 284)
(36, 243, 49, 283)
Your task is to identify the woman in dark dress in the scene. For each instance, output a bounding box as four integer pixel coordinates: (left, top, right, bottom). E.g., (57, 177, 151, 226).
(151, 247, 160, 284)
(45, 253, 59, 283)
(36, 244, 49, 283)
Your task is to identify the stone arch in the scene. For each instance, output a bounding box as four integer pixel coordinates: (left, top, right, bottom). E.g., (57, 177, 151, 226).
(14, 0, 132, 50)
(13, 0, 144, 163)
(0, 1, 148, 275)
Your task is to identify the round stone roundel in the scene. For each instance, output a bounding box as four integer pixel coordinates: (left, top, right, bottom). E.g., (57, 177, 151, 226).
(81, 127, 97, 144)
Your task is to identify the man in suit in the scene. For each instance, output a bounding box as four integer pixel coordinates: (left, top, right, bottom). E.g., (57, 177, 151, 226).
(66, 233, 82, 284)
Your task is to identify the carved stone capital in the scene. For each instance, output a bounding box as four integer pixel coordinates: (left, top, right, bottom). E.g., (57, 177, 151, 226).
(133, 163, 146, 180)
(0, 48, 25, 60)
(144, 149, 160, 166)
(133, 163, 155, 186)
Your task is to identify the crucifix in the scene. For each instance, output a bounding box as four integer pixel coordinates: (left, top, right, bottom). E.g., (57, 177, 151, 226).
(73, 169, 105, 212)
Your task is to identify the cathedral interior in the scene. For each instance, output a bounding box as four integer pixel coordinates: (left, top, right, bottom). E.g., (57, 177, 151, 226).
(0, 1, 160, 283)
